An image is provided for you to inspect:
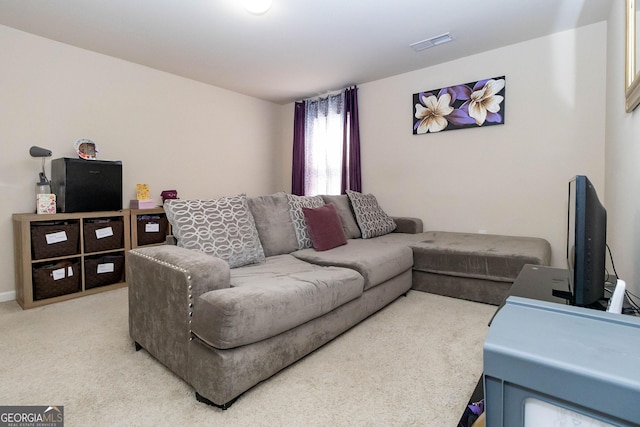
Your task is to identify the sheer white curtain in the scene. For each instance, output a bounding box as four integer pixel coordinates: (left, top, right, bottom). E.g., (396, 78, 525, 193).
(304, 92, 345, 196)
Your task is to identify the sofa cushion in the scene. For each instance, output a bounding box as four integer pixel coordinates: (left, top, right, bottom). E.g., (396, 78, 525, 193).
(302, 204, 347, 251)
(364, 232, 430, 245)
(293, 240, 413, 290)
(287, 194, 325, 249)
(191, 255, 364, 349)
(411, 231, 552, 282)
(346, 190, 397, 238)
(321, 194, 361, 239)
(164, 195, 265, 268)
(247, 192, 299, 257)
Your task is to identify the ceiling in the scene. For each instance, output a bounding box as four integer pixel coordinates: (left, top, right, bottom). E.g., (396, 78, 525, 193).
(0, 0, 613, 104)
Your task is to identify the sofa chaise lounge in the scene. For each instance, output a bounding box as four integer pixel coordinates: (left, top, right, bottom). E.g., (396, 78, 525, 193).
(128, 191, 550, 408)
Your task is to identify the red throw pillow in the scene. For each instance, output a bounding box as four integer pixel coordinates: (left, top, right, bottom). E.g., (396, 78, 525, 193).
(302, 203, 347, 251)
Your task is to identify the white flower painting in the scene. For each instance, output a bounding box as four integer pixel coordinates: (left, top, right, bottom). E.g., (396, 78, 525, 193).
(413, 76, 506, 134)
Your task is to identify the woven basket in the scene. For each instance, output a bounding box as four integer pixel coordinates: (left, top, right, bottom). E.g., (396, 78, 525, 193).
(31, 222, 80, 260)
(84, 219, 124, 253)
(136, 216, 168, 246)
(32, 260, 81, 300)
(85, 255, 124, 289)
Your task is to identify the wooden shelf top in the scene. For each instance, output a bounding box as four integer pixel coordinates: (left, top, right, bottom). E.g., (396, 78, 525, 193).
(13, 210, 129, 222)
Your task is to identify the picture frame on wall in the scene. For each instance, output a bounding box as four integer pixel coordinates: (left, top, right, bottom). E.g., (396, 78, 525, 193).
(413, 76, 506, 134)
(625, 0, 640, 112)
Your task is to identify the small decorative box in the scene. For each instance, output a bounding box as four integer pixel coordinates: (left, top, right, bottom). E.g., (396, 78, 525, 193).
(130, 199, 156, 209)
(36, 194, 57, 215)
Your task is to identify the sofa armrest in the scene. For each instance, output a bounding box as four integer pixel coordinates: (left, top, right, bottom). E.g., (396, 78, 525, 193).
(129, 245, 231, 295)
(127, 245, 230, 381)
(392, 217, 424, 234)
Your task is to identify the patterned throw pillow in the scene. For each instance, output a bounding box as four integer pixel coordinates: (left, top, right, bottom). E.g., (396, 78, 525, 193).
(286, 194, 325, 249)
(164, 195, 265, 268)
(346, 190, 397, 239)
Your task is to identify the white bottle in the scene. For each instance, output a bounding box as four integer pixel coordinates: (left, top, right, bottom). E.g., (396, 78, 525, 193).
(36, 181, 51, 195)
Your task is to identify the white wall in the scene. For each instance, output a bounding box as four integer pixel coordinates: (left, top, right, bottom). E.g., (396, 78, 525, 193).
(360, 23, 607, 269)
(280, 23, 607, 269)
(2, 20, 616, 299)
(0, 25, 281, 297)
(605, 3, 640, 297)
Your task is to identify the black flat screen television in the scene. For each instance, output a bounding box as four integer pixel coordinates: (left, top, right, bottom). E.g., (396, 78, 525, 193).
(567, 175, 607, 307)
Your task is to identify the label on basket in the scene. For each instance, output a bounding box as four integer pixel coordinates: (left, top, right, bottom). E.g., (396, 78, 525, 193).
(45, 231, 68, 245)
(95, 227, 114, 239)
(97, 263, 115, 274)
(145, 223, 160, 233)
(68, 266, 73, 277)
(52, 268, 66, 280)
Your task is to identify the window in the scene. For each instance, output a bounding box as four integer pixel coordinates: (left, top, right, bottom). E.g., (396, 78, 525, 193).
(304, 93, 344, 195)
(292, 86, 361, 196)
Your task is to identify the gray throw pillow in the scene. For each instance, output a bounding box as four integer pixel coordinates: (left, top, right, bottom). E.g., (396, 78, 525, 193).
(346, 190, 397, 239)
(164, 195, 265, 268)
(321, 194, 361, 239)
(247, 192, 299, 257)
(286, 194, 325, 249)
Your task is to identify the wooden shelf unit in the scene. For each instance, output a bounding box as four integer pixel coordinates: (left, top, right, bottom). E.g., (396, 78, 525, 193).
(13, 210, 131, 309)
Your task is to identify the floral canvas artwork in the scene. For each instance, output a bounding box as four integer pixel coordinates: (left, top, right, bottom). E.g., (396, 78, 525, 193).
(413, 76, 505, 134)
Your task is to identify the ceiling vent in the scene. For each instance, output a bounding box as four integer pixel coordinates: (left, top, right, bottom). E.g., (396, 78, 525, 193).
(410, 32, 453, 52)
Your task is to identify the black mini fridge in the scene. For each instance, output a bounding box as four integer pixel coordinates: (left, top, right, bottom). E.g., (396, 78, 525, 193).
(51, 158, 123, 213)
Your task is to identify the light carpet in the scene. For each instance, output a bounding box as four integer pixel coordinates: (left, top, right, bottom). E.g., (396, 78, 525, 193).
(0, 288, 495, 426)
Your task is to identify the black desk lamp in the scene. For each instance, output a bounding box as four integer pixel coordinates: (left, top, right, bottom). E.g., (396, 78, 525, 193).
(29, 146, 53, 193)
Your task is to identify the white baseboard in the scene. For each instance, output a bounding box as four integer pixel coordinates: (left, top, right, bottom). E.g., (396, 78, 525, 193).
(0, 290, 16, 303)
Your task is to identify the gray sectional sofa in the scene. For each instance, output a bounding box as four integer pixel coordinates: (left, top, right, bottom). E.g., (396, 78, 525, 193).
(127, 191, 551, 409)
